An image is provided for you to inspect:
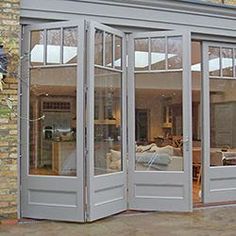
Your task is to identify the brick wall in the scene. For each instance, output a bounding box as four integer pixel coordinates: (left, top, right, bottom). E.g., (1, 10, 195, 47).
(0, 0, 20, 220)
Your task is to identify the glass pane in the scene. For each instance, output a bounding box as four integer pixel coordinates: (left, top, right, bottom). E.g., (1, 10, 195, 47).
(95, 30, 103, 65)
(30, 31, 44, 66)
(209, 47, 220, 77)
(105, 33, 113, 67)
(46, 29, 61, 65)
(115, 36, 122, 70)
(210, 78, 236, 167)
(63, 27, 77, 64)
(29, 66, 77, 176)
(135, 38, 149, 71)
(151, 37, 165, 70)
(94, 68, 122, 175)
(167, 36, 182, 70)
(222, 48, 233, 77)
(135, 71, 183, 171)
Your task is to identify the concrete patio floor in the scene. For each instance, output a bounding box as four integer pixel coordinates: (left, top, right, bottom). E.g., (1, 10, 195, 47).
(0, 205, 236, 236)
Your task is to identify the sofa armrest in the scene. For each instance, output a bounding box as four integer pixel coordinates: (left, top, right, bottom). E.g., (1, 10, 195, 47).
(106, 153, 112, 170)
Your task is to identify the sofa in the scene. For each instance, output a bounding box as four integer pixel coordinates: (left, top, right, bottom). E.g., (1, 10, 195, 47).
(106, 144, 183, 171)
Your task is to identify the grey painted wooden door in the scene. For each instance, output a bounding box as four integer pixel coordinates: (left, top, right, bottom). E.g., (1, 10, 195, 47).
(202, 41, 236, 203)
(21, 21, 85, 222)
(127, 31, 193, 212)
(86, 21, 127, 221)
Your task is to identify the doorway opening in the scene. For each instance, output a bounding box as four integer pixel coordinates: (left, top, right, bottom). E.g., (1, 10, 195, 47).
(135, 109, 150, 143)
(192, 40, 202, 206)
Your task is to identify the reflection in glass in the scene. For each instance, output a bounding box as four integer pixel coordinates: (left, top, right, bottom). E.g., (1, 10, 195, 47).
(105, 33, 113, 67)
(209, 47, 220, 77)
(95, 30, 103, 65)
(167, 37, 182, 69)
(134, 38, 149, 71)
(46, 29, 61, 64)
(115, 36, 122, 70)
(151, 37, 165, 70)
(135, 71, 183, 171)
(63, 27, 77, 64)
(94, 68, 122, 175)
(30, 31, 44, 66)
(29, 66, 77, 176)
(222, 48, 233, 77)
(210, 78, 236, 167)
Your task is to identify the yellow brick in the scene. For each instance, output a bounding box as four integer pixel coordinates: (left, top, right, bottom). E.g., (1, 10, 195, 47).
(0, 141, 8, 147)
(0, 171, 17, 177)
(0, 118, 9, 123)
(9, 165, 17, 171)
(9, 84, 18, 89)
(0, 124, 17, 129)
(9, 130, 17, 135)
(0, 202, 9, 208)
(0, 206, 17, 215)
(3, 77, 17, 84)
(1, 90, 17, 95)
(9, 153, 17, 159)
(0, 153, 8, 158)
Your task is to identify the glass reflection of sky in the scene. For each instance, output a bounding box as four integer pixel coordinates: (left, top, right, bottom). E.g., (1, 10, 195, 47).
(31, 45, 77, 64)
(31, 45, 234, 74)
(191, 58, 233, 72)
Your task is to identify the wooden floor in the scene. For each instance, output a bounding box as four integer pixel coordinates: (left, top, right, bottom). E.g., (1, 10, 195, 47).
(193, 180, 201, 205)
(30, 167, 57, 175)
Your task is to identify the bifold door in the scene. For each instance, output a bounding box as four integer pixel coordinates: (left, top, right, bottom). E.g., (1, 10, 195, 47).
(21, 20, 193, 222)
(127, 31, 193, 211)
(202, 42, 236, 203)
(86, 21, 127, 221)
(21, 21, 85, 221)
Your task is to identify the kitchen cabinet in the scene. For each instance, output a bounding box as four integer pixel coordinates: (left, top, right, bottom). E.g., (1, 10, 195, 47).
(52, 141, 76, 175)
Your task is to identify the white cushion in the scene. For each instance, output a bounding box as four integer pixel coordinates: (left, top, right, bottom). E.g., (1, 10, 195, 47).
(136, 143, 156, 152)
(156, 145, 174, 156)
(110, 149, 121, 161)
(109, 159, 121, 170)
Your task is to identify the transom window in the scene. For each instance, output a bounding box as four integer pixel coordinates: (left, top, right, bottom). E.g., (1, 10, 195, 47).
(30, 27, 78, 66)
(208, 46, 236, 79)
(94, 29, 122, 70)
(134, 36, 183, 72)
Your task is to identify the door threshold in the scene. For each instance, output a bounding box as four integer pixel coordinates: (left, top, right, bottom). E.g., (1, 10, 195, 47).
(194, 201, 236, 209)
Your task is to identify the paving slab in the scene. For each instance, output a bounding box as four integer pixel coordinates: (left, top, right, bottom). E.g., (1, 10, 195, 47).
(0, 206, 236, 236)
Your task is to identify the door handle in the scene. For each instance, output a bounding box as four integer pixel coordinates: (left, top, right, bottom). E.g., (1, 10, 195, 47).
(183, 137, 189, 143)
(183, 136, 190, 152)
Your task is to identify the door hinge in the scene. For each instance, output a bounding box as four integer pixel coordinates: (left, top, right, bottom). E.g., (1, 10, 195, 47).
(85, 21, 90, 32)
(183, 136, 190, 152)
(84, 148, 88, 158)
(21, 26, 25, 38)
(84, 185, 90, 221)
(84, 85, 88, 93)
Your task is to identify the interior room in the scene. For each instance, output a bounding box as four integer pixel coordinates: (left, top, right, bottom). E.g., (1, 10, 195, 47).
(29, 28, 78, 176)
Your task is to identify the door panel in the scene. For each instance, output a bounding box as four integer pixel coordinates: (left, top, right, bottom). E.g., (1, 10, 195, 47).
(86, 21, 127, 221)
(128, 31, 192, 211)
(21, 21, 85, 221)
(202, 42, 236, 203)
